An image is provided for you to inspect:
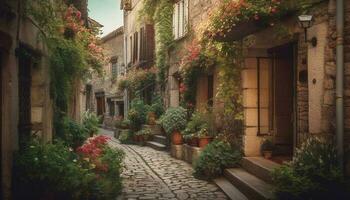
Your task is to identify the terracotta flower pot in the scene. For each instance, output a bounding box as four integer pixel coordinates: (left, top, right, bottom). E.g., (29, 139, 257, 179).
(199, 136, 213, 148)
(263, 151, 273, 159)
(172, 131, 183, 145)
(133, 135, 139, 142)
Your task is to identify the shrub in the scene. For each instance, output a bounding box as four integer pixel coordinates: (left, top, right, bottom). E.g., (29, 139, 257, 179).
(135, 128, 153, 141)
(82, 111, 100, 136)
(149, 97, 165, 118)
(77, 135, 125, 200)
(118, 130, 133, 144)
(62, 117, 89, 149)
(273, 137, 350, 200)
(193, 140, 242, 179)
(184, 110, 217, 138)
(128, 99, 148, 131)
(116, 119, 131, 129)
(261, 137, 274, 152)
(13, 140, 94, 200)
(159, 107, 187, 135)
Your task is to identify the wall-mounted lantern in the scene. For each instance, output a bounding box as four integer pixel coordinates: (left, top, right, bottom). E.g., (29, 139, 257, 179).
(298, 15, 317, 47)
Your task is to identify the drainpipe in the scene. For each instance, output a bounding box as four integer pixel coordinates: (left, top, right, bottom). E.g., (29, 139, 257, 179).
(335, 0, 344, 170)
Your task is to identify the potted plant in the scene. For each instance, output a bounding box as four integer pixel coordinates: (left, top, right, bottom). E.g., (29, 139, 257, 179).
(197, 124, 215, 148)
(160, 107, 187, 145)
(261, 137, 274, 159)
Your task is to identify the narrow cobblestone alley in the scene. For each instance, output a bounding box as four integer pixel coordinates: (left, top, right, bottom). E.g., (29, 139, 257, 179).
(100, 129, 228, 200)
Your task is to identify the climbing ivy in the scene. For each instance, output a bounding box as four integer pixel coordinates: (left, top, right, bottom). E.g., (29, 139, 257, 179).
(140, 0, 173, 83)
(25, 0, 104, 137)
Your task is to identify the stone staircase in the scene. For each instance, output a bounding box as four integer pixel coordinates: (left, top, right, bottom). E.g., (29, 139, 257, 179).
(146, 134, 167, 151)
(142, 124, 168, 151)
(214, 157, 281, 200)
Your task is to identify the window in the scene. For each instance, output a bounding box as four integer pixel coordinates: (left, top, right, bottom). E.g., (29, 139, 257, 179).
(111, 61, 118, 75)
(173, 0, 188, 40)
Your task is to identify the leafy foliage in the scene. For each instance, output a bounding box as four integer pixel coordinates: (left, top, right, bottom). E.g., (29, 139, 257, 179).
(184, 110, 217, 139)
(193, 140, 242, 179)
(62, 117, 89, 149)
(117, 67, 157, 94)
(127, 99, 149, 131)
(82, 111, 100, 137)
(140, 0, 174, 82)
(13, 140, 94, 200)
(159, 107, 187, 135)
(26, 0, 104, 138)
(273, 137, 350, 200)
(118, 130, 134, 144)
(148, 96, 165, 118)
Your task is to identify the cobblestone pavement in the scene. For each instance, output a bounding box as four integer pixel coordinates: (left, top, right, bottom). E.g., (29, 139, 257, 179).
(100, 129, 228, 200)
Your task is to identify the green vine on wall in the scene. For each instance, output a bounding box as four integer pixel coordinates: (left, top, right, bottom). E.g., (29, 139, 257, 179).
(140, 0, 174, 83)
(26, 0, 104, 137)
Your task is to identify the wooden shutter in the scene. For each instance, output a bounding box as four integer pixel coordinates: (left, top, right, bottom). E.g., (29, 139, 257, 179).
(179, 0, 184, 37)
(184, 0, 189, 34)
(140, 27, 145, 61)
(145, 24, 155, 63)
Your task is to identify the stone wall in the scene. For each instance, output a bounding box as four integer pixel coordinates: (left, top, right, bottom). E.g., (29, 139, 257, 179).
(167, 0, 220, 108)
(0, 0, 54, 198)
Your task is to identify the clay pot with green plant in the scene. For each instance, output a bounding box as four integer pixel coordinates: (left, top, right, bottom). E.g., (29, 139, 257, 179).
(160, 107, 187, 145)
(261, 137, 274, 159)
(197, 125, 215, 148)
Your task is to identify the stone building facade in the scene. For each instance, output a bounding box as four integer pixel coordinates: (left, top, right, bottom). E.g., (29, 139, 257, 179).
(0, 0, 55, 198)
(166, 0, 350, 172)
(121, 0, 155, 113)
(86, 27, 125, 128)
(167, 0, 221, 109)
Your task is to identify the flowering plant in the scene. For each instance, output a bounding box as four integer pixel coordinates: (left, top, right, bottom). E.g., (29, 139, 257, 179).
(117, 67, 157, 92)
(205, 0, 291, 39)
(77, 135, 109, 159)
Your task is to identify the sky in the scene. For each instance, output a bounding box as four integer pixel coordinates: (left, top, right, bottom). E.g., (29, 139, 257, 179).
(88, 0, 124, 36)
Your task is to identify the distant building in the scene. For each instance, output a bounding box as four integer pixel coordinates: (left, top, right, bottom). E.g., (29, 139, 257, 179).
(121, 0, 155, 112)
(85, 27, 125, 128)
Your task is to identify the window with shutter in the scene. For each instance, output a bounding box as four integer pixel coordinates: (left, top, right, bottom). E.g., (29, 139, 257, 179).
(173, 0, 188, 40)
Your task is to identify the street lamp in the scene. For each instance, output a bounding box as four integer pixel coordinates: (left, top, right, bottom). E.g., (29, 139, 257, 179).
(298, 15, 317, 47)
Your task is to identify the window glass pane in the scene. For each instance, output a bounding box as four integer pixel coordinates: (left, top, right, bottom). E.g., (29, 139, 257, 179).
(258, 58, 271, 134)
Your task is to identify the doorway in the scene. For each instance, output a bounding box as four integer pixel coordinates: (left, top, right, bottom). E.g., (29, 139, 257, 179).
(270, 43, 296, 156)
(95, 92, 105, 116)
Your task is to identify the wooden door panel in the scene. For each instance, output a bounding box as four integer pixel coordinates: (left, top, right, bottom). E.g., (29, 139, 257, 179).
(273, 46, 294, 145)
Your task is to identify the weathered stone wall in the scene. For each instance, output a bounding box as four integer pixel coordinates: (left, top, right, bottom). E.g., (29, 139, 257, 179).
(0, 0, 54, 198)
(167, 0, 220, 108)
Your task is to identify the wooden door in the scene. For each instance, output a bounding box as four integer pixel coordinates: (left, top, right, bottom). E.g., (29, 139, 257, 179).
(96, 96, 105, 116)
(272, 45, 294, 145)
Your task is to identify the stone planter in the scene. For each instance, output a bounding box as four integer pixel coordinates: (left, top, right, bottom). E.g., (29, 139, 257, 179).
(182, 144, 203, 164)
(171, 144, 183, 160)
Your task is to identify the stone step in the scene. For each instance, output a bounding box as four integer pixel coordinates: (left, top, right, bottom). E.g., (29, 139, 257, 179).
(214, 177, 248, 200)
(241, 157, 281, 183)
(153, 135, 167, 145)
(224, 168, 275, 200)
(142, 124, 163, 135)
(146, 141, 167, 151)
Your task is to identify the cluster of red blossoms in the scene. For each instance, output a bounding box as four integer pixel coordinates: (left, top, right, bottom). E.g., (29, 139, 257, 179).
(179, 83, 187, 94)
(77, 135, 110, 159)
(77, 135, 110, 173)
(64, 5, 83, 34)
(180, 40, 201, 71)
